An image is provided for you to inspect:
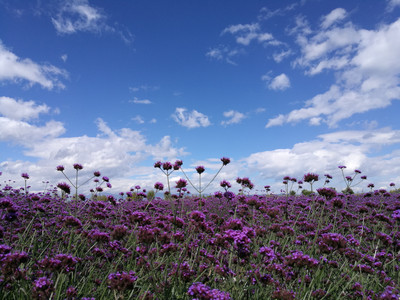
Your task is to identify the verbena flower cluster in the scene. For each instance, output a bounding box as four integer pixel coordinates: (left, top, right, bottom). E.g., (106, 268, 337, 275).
(0, 164, 399, 299)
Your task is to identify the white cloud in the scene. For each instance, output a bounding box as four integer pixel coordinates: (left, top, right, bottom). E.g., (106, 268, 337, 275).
(320, 8, 347, 29)
(268, 17, 400, 128)
(0, 41, 67, 89)
(61, 54, 68, 62)
(51, 0, 133, 43)
(132, 115, 144, 124)
(0, 100, 187, 193)
(243, 127, 400, 191)
(172, 107, 211, 129)
(0, 97, 50, 121)
(0, 97, 65, 146)
(266, 114, 286, 128)
(387, 0, 400, 11)
(129, 97, 152, 104)
(264, 73, 291, 90)
(206, 46, 241, 65)
(52, 0, 105, 34)
(272, 49, 292, 63)
(221, 110, 246, 126)
(221, 22, 278, 46)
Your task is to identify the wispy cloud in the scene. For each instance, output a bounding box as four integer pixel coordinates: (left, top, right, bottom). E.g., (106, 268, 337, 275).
(0, 41, 67, 89)
(320, 8, 347, 29)
(129, 97, 152, 104)
(206, 45, 241, 65)
(221, 22, 277, 46)
(221, 110, 246, 126)
(51, 0, 133, 43)
(129, 85, 159, 92)
(387, 0, 400, 11)
(172, 107, 211, 129)
(132, 115, 145, 124)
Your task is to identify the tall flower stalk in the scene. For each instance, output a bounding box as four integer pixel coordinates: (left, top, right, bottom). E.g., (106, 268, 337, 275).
(338, 166, 367, 194)
(56, 164, 104, 201)
(154, 160, 182, 194)
(178, 157, 230, 198)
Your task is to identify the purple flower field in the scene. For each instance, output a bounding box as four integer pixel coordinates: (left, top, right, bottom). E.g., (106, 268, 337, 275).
(0, 165, 400, 299)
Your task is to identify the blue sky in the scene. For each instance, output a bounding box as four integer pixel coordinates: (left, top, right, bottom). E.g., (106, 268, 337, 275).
(1, 0, 400, 194)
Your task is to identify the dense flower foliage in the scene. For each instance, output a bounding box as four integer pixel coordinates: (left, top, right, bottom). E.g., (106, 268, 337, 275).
(0, 170, 399, 299)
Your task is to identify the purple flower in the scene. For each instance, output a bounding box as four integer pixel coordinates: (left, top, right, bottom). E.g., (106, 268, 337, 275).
(196, 166, 205, 174)
(154, 182, 164, 191)
(175, 178, 187, 189)
(188, 282, 231, 300)
(162, 162, 173, 171)
(21, 173, 29, 180)
(56, 165, 65, 172)
(154, 161, 162, 168)
(93, 171, 101, 177)
(73, 163, 83, 170)
(108, 271, 138, 291)
(338, 165, 347, 169)
(221, 157, 230, 166)
(135, 185, 141, 190)
(57, 182, 71, 194)
(102, 176, 109, 182)
(174, 160, 183, 170)
(303, 173, 319, 183)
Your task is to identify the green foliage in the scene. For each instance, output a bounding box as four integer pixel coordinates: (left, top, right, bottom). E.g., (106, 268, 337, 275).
(301, 189, 313, 196)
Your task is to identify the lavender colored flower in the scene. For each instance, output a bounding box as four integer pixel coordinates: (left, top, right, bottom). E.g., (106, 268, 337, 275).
(154, 161, 162, 168)
(108, 271, 138, 291)
(303, 173, 319, 183)
(93, 171, 101, 177)
(196, 166, 205, 174)
(154, 182, 164, 191)
(73, 163, 83, 170)
(175, 178, 187, 189)
(188, 282, 231, 300)
(21, 173, 29, 179)
(220, 157, 230, 166)
(162, 162, 173, 171)
(102, 176, 109, 182)
(174, 159, 183, 170)
(56, 165, 65, 171)
(338, 165, 347, 169)
(57, 182, 71, 194)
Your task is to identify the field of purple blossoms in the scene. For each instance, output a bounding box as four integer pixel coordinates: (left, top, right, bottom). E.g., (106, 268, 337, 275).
(1, 166, 400, 299)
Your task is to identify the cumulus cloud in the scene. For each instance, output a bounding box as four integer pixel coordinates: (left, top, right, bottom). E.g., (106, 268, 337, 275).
(243, 127, 400, 191)
(0, 99, 187, 192)
(267, 15, 400, 127)
(263, 73, 291, 90)
(172, 107, 211, 129)
(0, 41, 67, 89)
(221, 110, 246, 126)
(0, 97, 50, 121)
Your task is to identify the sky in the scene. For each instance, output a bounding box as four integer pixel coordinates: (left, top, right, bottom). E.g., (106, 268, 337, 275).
(1, 0, 400, 195)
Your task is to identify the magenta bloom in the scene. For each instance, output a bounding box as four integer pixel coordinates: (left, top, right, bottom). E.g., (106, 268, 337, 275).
(154, 182, 164, 191)
(303, 173, 319, 183)
(93, 171, 101, 177)
(162, 162, 173, 171)
(56, 165, 65, 172)
(57, 182, 71, 194)
(102, 176, 109, 182)
(196, 166, 205, 174)
(175, 178, 187, 189)
(221, 157, 231, 165)
(21, 173, 29, 180)
(154, 161, 162, 168)
(73, 163, 83, 170)
(338, 165, 346, 169)
(174, 160, 183, 170)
